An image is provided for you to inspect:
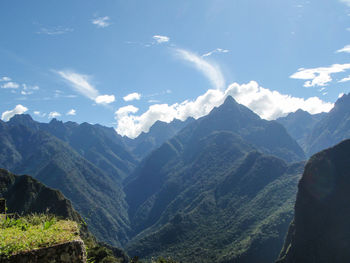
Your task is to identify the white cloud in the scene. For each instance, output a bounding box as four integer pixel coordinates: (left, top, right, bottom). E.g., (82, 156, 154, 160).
(56, 70, 115, 104)
(1, 82, 19, 89)
(339, 93, 345, 98)
(48, 111, 61, 119)
(123, 92, 141, 102)
(153, 35, 170, 44)
(340, 0, 350, 7)
(148, 99, 160, 103)
(37, 26, 73, 35)
(23, 84, 39, 91)
(202, 48, 229, 57)
(95, 95, 115, 104)
(336, 45, 350, 53)
(67, 109, 76, 116)
(1, 104, 28, 121)
(175, 48, 225, 90)
(0, 76, 11, 82)
(339, 75, 350, 83)
(290, 64, 350, 87)
(33, 111, 46, 117)
(56, 70, 99, 100)
(21, 90, 33, 95)
(92, 16, 111, 28)
(115, 81, 333, 138)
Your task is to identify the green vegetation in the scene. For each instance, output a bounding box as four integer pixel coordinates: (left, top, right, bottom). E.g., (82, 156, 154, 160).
(0, 214, 79, 257)
(0, 115, 135, 246)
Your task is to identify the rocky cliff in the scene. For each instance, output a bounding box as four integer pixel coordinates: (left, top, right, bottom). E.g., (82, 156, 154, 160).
(276, 139, 350, 263)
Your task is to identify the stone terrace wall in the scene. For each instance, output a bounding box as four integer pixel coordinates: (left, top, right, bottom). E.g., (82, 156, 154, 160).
(1, 239, 86, 263)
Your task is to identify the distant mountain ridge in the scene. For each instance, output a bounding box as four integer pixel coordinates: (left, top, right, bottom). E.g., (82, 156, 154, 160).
(276, 109, 325, 152)
(304, 93, 350, 156)
(123, 117, 195, 160)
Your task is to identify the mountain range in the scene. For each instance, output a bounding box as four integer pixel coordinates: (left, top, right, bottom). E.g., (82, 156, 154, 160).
(1, 93, 350, 262)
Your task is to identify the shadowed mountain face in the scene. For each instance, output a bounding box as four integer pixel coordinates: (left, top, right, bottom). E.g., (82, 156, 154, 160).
(7, 115, 137, 181)
(277, 139, 350, 263)
(0, 168, 82, 223)
(0, 117, 136, 246)
(124, 96, 305, 262)
(276, 109, 325, 152)
(304, 93, 350, 156)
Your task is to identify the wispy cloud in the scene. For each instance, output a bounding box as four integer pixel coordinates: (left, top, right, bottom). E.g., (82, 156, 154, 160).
(153, 35, 170, 44)
(56, 70, 99, 99)
(202, 48, 229, 57)
(115, 81, 333, 138)
(0, 76, 11, 82)
(290, 64, 350, 87)
(339, 75, 350, 83)
(1, 82, 19, 89)
(175, 48, 225, 90)
(67, 109, 76, 116)
(340, 0, 350, 6)
(92, 16, 111, 28)
(55, 70, 115, 104)
(336, 45, 350, 53)
(48, 111, 61, 119)
(1, 104, 28, 121)
(33, 111, 46, 117)
(37, 26, 73, 35)
(123, 92, 141, 102)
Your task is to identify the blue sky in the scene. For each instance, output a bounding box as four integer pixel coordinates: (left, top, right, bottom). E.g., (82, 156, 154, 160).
(1, 0, 350, 137)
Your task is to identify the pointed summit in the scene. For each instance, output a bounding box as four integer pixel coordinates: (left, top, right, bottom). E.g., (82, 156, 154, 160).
(8, 114, 38, 130)
(223, 95, 238, 105)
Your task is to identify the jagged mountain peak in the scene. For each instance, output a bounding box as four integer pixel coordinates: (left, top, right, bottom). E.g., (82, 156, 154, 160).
(8, 114, 37, 127)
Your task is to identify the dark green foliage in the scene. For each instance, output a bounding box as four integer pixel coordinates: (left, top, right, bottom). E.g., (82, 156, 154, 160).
(277, 139, 350, 263)
(87, 245, 124, 263)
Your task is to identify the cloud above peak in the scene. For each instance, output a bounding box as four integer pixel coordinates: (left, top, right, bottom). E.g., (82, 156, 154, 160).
(56, 70, 115, 104)
(175, 48, 225, 90)
(115, 81, 333, 138)
(1, 104, 28, 121)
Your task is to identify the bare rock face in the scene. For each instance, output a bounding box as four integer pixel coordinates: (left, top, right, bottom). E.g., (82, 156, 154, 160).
(2, 239, 86, 263)
(277, 139, 350, 263)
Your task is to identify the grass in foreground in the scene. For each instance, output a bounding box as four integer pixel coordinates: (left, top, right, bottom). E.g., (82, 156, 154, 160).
(0, 214, 79, 257)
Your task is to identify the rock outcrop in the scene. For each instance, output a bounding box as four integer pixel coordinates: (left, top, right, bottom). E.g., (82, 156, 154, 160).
(277, 139, 350, 263)
(2, 240, 86, 263)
